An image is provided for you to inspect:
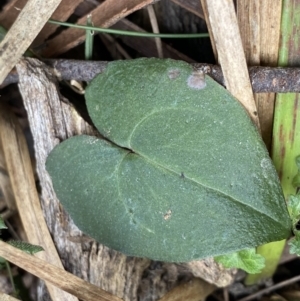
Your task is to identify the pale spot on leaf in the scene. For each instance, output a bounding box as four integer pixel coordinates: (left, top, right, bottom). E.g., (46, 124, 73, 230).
(187, 71, 206, 89)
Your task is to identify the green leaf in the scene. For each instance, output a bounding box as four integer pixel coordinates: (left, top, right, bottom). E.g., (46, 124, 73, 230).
(288, 233, 300, 256)
(7, 241, 44, 255)
(292, 155, 300, 189)
(287, 194, 300, 226)
(215, 249, 265, 274)
(46, 58, 292, 262)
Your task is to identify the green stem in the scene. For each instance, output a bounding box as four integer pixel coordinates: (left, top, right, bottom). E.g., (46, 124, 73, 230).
(85, 15, 94, 60)
(48, 19, 210, 39)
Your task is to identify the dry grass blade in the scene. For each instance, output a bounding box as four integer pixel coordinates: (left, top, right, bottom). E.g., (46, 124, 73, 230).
(41, 0, 160, 57)
(147, 5, 163, 58)
(170, 0, 204, 19)
(33, 0, 85, 47)
(237, 0, 260, 65)
(0, 0, 63, 84)
(0, 240, 123, 301)
(111, 19, 195, 62)
(203, 0, 260, 127)
(238, 0, 282, 150)
(199, 0, 217, 60)
(0, 0, 84, 47)
(0, 145, 16, 220)
(0, 103, 78, 301)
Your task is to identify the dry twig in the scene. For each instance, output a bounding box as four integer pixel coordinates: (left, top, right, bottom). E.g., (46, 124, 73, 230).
(2, 60, 300, 94)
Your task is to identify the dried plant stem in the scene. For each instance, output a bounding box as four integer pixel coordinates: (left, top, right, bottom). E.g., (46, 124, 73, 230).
(203, 0, 259, 127)
(147, 5, 163, 58)
(0, 240, 123, 301)
(0, 103, 78, 301)
(0, 0, 63, 84)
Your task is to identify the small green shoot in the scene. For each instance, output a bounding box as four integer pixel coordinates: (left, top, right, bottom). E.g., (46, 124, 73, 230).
(215, 249, 265, 274)
(287, 193, 300, 225)
(289, 233, 300, 256)
(287, 191, 300, 256)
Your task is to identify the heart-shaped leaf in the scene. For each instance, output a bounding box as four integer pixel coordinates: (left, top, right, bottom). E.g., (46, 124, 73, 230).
(46, 58, 291, 262)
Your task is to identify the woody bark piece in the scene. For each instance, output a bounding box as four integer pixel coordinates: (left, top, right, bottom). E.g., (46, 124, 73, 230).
(17, 58, 234, 300)
(203, 0, 259, 127)
(183, 258, 236, 287)
(41, 0, 160, 57)
(0, 103, 78, 301)
(0, 0, 63, 84)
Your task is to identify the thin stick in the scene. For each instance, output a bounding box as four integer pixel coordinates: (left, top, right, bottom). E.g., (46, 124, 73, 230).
(223, 287, 229, 301)
(238, 274, 300, 301)
(147, 5, 163, 58)
(101, 34, 132, 59)
(3, 60, 300, 93)
(0, 240, 123, 301)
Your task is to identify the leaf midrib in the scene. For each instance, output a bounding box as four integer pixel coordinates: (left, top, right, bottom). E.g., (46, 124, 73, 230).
(117, 109, 287, 227)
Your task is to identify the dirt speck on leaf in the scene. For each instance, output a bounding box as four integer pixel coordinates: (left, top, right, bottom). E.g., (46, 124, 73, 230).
(163, 210, 172, 220)
(168, 69, 180, 80)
